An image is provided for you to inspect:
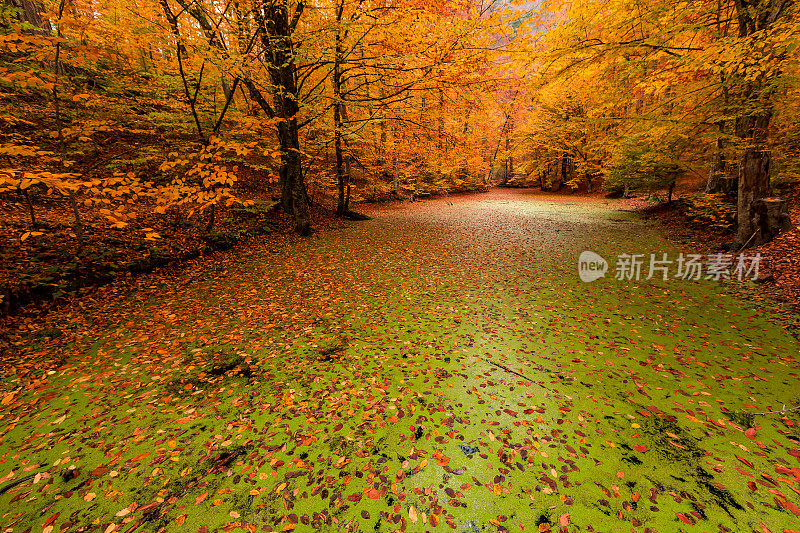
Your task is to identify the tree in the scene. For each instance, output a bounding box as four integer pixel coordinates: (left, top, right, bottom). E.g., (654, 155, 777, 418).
(517, 0, 796, 245)
(159, 0, 311, 234)
(728, 0, 794, 247)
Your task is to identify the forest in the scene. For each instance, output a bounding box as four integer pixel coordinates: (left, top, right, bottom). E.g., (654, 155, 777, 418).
(1, 0, 800, 532)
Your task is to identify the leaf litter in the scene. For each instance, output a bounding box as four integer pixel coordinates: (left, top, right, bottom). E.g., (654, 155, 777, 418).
(0, 189, 799, 533)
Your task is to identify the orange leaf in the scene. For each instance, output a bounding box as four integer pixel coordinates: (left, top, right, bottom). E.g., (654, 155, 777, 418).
(195, 492, 208, 505)
(783, 500, 800, 517)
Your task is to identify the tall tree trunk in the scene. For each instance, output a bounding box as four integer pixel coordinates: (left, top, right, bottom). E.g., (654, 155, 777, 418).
(334, 102, 346, 215)
(729, 0, 792, 247)
(707, 3, 734, 196)
(438, 89, 444, 173)
(259, 0, 310, 235)
(341, 105, 352, 212)
(505, 116, 514, 182)
(333, 6, 347, 217)
(393, 158, 400, 198)
(732, 104, 775, 249)
(276, 119, 309, 235)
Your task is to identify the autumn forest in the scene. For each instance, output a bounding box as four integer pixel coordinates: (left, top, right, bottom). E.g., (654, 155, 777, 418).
(2, 0, 800, 532)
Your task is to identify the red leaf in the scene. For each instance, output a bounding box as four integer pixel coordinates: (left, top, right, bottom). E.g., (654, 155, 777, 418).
(44, 513, 60, 527)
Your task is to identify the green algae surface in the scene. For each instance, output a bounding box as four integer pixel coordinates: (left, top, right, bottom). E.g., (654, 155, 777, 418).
(1, 190, 799, 533)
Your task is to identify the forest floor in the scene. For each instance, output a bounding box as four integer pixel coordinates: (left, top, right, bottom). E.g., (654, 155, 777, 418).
(1, 189, 799, 533)
(620, 183, 800, 311)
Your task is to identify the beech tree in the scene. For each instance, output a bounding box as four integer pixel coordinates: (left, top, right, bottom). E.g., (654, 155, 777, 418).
(159, 0, 311, 234)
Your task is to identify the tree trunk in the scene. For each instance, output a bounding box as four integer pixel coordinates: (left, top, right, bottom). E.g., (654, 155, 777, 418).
(334, 104, 346, 215)
(342, 106, 352, 212)
(260, 0, 310, 235)
(21, 188, 36, 227)
(438, 89, 445, 171)
(205, 203, 215, 232)
(505, 118, 514, 182)
(734, 148, 770, 248)
(67, 191, 84, 249)
(728, 0, 792, 246)
(5, 0, 51, 32)
(705, 137, 733, 194)
(752, 197, 793, 243)
(333, 13, 347, 217)
(167, 0, 309, 233)
(392, 158, 400, 198)
(277, 119, 310, 235)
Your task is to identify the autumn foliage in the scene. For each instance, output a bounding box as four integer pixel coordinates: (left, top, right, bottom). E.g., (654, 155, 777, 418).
(0, 0, 511, 240)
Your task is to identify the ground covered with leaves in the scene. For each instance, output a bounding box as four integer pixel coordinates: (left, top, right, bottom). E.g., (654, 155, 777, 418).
(621, 182, 800, 310)
(0, 191, 288, 316)
(1, 189, 799, 533)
